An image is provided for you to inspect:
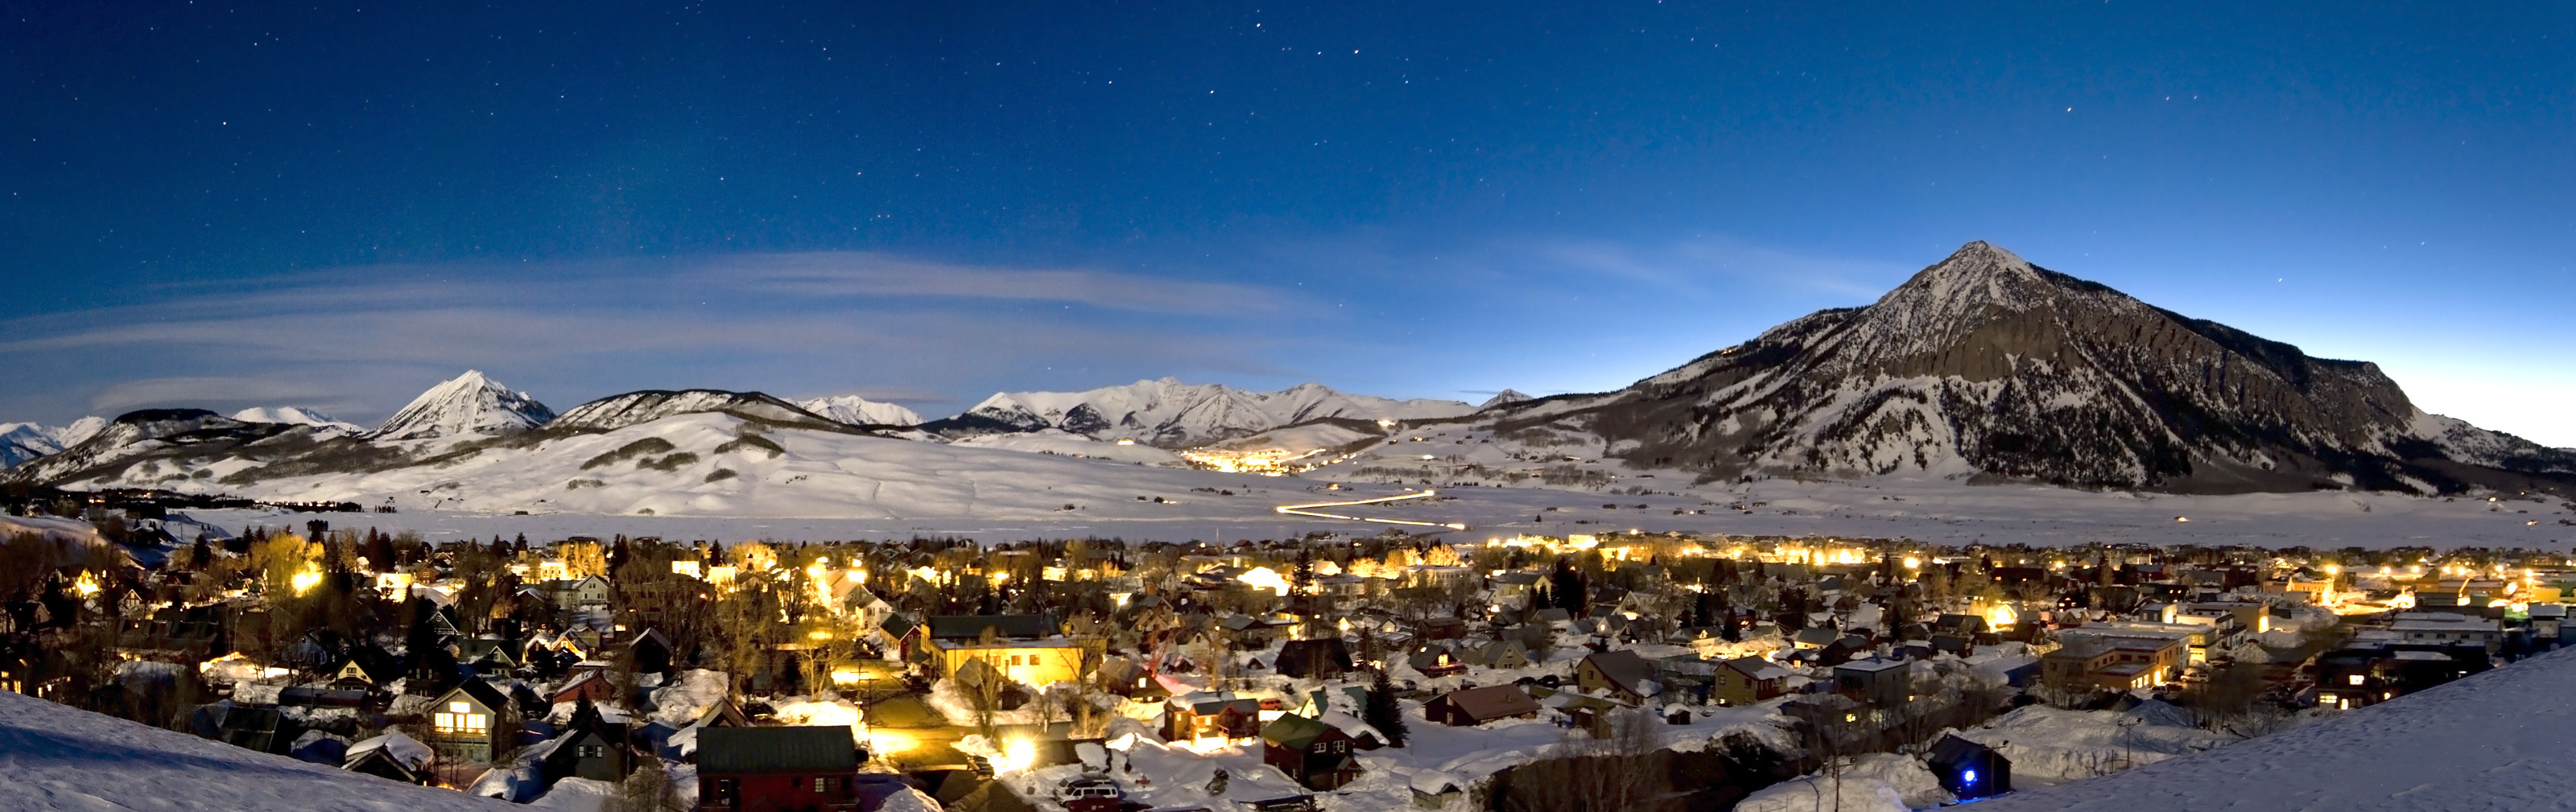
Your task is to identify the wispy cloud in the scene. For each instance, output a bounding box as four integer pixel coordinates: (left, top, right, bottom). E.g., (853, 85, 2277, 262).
(1532, 236, 1898, 299)
(0, 252, 1307, 423)
(712, 252, 1287, 314)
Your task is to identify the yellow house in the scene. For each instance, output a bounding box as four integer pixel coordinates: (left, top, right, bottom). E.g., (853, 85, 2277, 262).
(920, 615, 1102, 687)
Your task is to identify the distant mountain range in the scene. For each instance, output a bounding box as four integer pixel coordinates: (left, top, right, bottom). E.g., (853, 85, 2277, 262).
(4, 241, 2568, 507)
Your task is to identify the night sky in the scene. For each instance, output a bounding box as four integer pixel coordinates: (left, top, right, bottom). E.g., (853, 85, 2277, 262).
(5, 2, 2570, 444)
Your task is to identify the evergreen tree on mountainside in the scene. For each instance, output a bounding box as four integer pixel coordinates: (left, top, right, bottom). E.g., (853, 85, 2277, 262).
(1364, 666, 1409, 748)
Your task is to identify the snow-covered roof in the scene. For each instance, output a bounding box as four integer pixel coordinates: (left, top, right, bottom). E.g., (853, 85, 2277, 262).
(345, 732, 435, 771)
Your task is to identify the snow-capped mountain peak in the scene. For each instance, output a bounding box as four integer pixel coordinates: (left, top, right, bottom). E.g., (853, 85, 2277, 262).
(798, 394, 923, 427)
(1478, 390, 1534, 410)
(0, 416, 108, 468)
(230, 406, 363, 432)
(368, 369, 555, 441)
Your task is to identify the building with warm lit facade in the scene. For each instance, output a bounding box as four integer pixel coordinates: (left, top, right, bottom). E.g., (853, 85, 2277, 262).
(423, 680, 513, 769)
(917, 615, 1102, 686)
(2041, 629, 2187, 691)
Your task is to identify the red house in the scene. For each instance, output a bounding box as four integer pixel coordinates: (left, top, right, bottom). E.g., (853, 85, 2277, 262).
(696, 726, 861, 812)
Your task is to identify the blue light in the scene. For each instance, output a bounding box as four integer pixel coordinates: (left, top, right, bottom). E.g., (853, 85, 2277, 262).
(1963, 769, 1978, 785)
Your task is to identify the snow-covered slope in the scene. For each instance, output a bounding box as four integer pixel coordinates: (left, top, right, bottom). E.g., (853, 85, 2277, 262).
(1422, 241, 2575, 495)
(178, 411, 1279, 518)
(369, 370, 555, 441)
(0, 416, 105, 468)
(547, 390, 844, 433)
(798, 394, 923, 427)
(4, 409, 346, 486)
(927, 377, 1474, 447)
(1478, 390, 1534, 410)
(0, 689, 514, 811)
(233, 406, 365, 433)
(1970, 645, 2576, 812)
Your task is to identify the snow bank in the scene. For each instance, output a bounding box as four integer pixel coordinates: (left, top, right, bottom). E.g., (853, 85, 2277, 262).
(0, 689, 514, 810)
(530, 777, 618, 811)
(1733, 753, 1949, 812)
(1950, 703, 2231, 786)
(646, 668, 729, 728)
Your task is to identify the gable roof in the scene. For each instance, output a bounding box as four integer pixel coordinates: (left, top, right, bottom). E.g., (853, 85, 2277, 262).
(436, 678, 511, 713)
(1259, 713, 1343, 750)
(1722, 656, 1792, 682)
(1582, 649, 1657, 693)
(696, 726, 858, 774)
(1432, 684, 1540, 720)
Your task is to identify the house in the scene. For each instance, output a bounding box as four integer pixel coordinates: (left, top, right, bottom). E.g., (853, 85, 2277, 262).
(1926, 733, 2011, 800)
(550, 671, 619, 705)
(1459, 640, 1531, 670)
(1276, 638, 1353, 680)
(2315, 649, 2396, 710)
(1165, 694, 1263, 744)
(920, 615, 1102, 687)
(1790, 627, 1841, 650)
(325, 649, 394, 690)
(2390, 614, 2504, 653)
(1292, 686, 1368, 720)
(1423, 684, 1540, 726)
(423, 679, 514, 767)
(1260, 714, 1363, 791)
(456, 639, 520, 675)
(1408, 645, 1468, 678)
(1541, 690, 1632, 738)
(342, 732, 435, 785)
(2041, 630, 2186, 692)
(694, 696, 754, 730)
(541, 703, 634, 785)
(1832, 657, 1912, 708)
(1713, 656, 1791, 707)
(1410, 772, 1466, 809)
(696, 725, 861, 812)
(625, 628, 675, 675)
(1575, 649, 1658, 704)
(550, 575, 615, 611)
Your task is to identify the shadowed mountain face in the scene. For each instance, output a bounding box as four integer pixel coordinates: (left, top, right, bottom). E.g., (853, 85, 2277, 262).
(1521, 241, 2574, 493)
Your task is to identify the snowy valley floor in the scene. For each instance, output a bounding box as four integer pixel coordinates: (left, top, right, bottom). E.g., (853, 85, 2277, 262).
(178, 472, 2574, 550)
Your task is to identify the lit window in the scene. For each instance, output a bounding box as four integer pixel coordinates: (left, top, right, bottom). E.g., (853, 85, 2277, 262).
(448, 702, 470, 714)
(2347, 674, 2364, 686)
(815, 777, 829, 793)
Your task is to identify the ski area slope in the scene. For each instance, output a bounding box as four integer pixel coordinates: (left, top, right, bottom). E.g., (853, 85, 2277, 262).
(1971, 645, 2576, 812)
(0, 690, 515, 812)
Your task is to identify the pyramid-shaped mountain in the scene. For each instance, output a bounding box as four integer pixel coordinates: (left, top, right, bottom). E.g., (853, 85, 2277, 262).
(1532, 241, 2575, 493)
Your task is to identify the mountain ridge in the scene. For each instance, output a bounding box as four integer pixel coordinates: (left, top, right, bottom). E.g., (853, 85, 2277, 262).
(1478, 241, 2574, 494)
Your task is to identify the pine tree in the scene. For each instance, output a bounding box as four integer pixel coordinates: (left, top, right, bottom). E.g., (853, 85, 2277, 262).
(1364, 666, 1410, 748)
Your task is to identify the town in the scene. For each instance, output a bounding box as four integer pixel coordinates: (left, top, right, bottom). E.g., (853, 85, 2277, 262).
(2, 493, 2562, 812)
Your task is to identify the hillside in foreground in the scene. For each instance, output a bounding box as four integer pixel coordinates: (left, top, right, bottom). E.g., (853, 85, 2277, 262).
(0, 689, 515, 812)
(1969, 643, 2576, 812)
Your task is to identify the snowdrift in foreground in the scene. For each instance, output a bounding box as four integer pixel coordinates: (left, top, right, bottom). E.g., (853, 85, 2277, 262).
(0, 689, 514, 811)
(1733, 752, 1951, 812)
(1969, 645, 2576, 812)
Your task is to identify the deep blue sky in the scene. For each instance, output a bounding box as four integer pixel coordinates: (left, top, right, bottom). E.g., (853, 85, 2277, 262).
(4, 2, 2571, 444)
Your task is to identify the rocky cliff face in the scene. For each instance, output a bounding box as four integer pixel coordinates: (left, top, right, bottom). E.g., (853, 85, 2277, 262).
(1517, 241, 2574, 493)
